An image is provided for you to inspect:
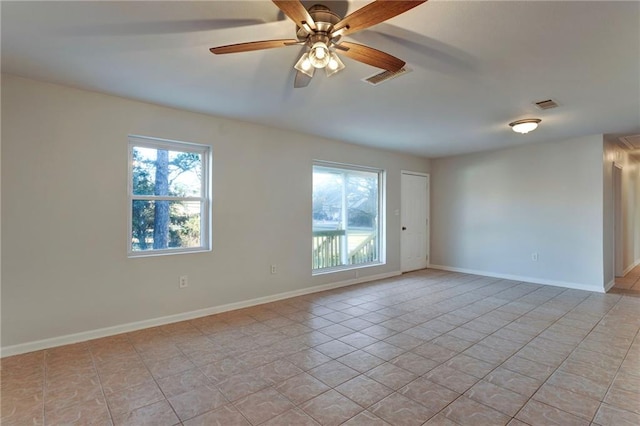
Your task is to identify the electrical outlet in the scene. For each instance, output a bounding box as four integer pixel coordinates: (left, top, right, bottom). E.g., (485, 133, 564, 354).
(270, 264, 277, 274)
(179, 275, 188, 288)
(531, 253, 539, 262)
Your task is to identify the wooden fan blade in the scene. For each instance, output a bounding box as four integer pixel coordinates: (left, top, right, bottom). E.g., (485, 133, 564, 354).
(332, 0, 427, 37)
(294, 70, 313, 88)
(272, 0, 316, 30)
(339, 41, 405, 71)
(210, 39, 299, 54)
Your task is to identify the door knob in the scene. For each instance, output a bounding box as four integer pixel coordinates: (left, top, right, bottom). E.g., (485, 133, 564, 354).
(402, 227, 406, 230)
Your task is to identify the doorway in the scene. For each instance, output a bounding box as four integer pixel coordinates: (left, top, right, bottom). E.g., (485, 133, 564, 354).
(401, 171, 429, 272)
(614, 163, 624, 277)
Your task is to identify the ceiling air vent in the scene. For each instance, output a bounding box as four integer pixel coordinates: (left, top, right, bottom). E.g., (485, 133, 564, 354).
(363, 66, 411, 86)
(619, 135, 640, 149)
(534, 99, 559, 110)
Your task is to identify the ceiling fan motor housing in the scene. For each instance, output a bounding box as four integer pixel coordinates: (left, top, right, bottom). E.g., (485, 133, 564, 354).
(296, 4, 341, 40)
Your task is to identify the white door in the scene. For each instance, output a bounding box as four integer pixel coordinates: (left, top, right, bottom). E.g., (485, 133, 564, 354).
(401, 172, 429, 272)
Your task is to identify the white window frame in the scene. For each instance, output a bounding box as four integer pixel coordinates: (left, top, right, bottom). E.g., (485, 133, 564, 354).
(312, 160, 386, 275)
(127, 135, 211, 257)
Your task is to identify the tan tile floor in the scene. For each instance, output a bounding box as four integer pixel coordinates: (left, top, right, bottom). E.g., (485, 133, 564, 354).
(611, 264, 640, 297)
(2, 268, 639, 425)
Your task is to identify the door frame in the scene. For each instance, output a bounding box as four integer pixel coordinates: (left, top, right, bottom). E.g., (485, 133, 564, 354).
(613, 162, 624, 277)
(400, 170, 430, 273)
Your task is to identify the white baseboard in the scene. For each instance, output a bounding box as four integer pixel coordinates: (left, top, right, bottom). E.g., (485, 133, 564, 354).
(428, 264, 604, 293)
(622, 258, 640, 277)
(1, 271, 400, 358)
(604, 279, 616, 292)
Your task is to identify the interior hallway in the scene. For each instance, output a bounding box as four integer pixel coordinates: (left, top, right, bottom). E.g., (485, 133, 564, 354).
(610, 264, 640, 297)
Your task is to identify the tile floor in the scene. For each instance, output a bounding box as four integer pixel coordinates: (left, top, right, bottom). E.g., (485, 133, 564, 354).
(2, 268, 639, 425)
(611, 264, 640, 297)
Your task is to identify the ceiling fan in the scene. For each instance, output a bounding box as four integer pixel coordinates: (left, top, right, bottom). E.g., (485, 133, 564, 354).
(210, 0, 427, 88)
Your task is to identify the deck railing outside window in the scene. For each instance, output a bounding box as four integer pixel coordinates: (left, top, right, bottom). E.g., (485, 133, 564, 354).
(312, 161, 383, 272)
(312, 230, 377, 270)
(312, 230, 345, 269)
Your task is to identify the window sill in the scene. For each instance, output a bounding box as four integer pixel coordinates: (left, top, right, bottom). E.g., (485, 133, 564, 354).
(312, 262, 384, 276)
(128, 247, 211, 258)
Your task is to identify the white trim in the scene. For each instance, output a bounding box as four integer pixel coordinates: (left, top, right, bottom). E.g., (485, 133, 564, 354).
(312, 161, 385, 272)
(311, 262, 384, 276)
(604, 279, 616, 292)
(623, 257, 640, 277)
(618, 135, 636, 150)
(129, 134, 209, 152)
(313, 159, 382, 174)
(400, 170, 430, 178)
(1, 271, 400, 358)
(127, 135, 211, 257)
(400, 171, 430, 273)
(613, 162, 624, 277)
(429, 264, 605, 293)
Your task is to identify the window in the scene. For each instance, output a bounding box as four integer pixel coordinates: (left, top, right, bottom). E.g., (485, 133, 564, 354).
(312, 161, 384, 272)
(128, 135, 211, 257)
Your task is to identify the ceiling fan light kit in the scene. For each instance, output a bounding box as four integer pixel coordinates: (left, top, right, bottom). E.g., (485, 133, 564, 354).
(210, 1, 428, 88)
(309, 41, 330, 68)
(509, 118, 542, 134)
(325, 52, 345, 77)
(294, 52, 314, 77)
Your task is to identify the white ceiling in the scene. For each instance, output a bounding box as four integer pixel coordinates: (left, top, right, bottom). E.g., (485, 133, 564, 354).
(2, 1, 639, 157)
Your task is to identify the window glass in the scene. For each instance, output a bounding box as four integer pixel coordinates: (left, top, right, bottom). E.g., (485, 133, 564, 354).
(129, 136, 210, 256)
(313, 162, 383, 272)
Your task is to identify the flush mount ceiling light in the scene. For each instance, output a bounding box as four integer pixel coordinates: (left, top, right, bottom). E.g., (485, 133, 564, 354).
(509, 118, 541, 134)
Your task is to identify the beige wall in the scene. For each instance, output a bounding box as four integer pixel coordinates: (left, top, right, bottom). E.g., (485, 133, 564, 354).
(430, 134, 606, 291)
(1, 75, 430, 350)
